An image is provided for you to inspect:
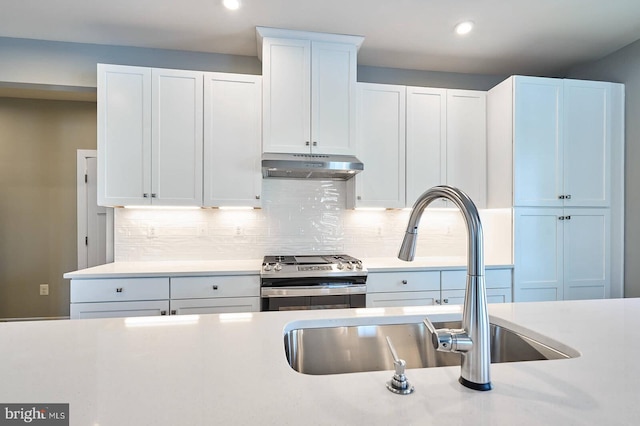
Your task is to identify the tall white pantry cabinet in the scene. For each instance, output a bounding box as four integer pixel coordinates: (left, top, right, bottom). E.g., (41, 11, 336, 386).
(487, 76, 625, 301)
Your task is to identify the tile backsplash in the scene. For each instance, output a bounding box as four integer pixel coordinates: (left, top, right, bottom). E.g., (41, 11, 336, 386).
(115, 180, 512, 263)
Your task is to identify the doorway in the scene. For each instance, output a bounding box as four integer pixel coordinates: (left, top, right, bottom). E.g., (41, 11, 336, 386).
(77, 149, 113, 269)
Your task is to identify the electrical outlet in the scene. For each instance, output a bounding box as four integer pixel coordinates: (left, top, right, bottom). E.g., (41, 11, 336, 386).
(39, 284, 49, 296)
(147, 226, 157, 239)
(235, 226, 243, 236)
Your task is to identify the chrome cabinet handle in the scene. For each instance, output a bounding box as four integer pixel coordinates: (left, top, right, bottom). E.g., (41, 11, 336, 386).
(443, 299, 449, 304)
(559, 216, 565, 220)
(305, 141, 310, 146)
(312, 141, 318, 146)
(435, 299, 441, 305)
(255, 195, 260, 200)
(565, 215, 571, 220)
(171, 310, 177, 315)
(558, 195, 565, 199)
(160, 310, 167, 316)
(212, 285, 219, 290)
(143, 193, 149, 198)
(566, 195, 571, 199)
(116, 287, 123, 293)
(401, 280, 408, 285)
(151, 193, 157, 198)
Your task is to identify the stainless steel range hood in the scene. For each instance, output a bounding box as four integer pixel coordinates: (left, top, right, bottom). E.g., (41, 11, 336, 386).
(261, 153, 363, 180)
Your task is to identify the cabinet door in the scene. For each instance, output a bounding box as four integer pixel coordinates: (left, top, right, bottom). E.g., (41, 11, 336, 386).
(513, 77, 563, 207)
(70, 300, 169, 319)
(446, 90, 487, 208)
(311, 41, 357, 155)
(514, 207, 564, 302)
(366, 291, 439, 308)
(350, 83, 406, 208)
(97, 64, 152, 206)
(262, 37, 311, 154)
(563, 80, 611, 207)
(204, 73, 262, 207)
(170, 298, 260, 315)
(406, 87, 447, 207)
(152, 68, 203, 206)
(563, 208, 610, 300)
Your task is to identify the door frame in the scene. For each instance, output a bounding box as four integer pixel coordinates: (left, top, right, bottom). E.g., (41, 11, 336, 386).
(77, 149, 114, 269)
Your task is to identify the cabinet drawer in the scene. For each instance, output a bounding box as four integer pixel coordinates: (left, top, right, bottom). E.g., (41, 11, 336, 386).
(171, 275, 260, 299)
(70, 278, 169, 303)
(170, 297, 260, 315)
(366, 291, 439, 308)
(70, 300, 169, 319)
(441, 269, 513, 290)
(366, 271, 440, 293)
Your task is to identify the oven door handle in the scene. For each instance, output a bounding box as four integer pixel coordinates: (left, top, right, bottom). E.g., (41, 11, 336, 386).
(261, 284, 367, 298)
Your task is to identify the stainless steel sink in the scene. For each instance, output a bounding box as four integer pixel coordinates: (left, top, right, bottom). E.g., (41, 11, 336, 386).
(284, 320, 576, 375)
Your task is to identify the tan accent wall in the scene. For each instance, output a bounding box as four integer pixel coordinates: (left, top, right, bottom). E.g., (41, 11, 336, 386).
(0, 97, 96, 318)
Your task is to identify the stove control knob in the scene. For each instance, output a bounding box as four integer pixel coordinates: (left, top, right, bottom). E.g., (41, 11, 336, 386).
(356, 261, 363, 270)
(337, 262, 344, 270)
(263, 263, 272, 271)
(274, 262, 282, 272)
(347, 262, 354, 270)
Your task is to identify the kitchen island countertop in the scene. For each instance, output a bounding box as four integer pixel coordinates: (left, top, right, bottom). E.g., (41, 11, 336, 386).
(0, 298, 638, 425)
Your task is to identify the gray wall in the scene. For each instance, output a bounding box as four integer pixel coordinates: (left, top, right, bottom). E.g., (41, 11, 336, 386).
(0, 36, 503, 92)
(569, 38, 640, 298)
(0, 98, 97, 319)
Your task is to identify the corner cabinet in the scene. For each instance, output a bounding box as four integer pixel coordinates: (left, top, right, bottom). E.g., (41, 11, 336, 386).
(258, 27, 363, 155)
(347, 83, 406, 208)
(98, 64, 203, 207)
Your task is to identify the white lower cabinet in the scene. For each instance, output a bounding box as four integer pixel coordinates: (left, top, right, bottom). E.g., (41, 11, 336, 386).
(70, 275, 260, 319)
(514, 207, 610, 302)
(70, 277, 170, 319)
(366, 269, 512, 308)
(170, 275, 260, 314)
(70, 300, 170, 319)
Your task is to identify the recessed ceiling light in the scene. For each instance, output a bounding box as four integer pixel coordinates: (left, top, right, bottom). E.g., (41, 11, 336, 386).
(455, 21, 474, 36)
(223, 0, 240, 10)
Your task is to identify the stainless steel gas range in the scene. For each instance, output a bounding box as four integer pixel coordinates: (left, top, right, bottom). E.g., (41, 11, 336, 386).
(260, 254, 367, 311)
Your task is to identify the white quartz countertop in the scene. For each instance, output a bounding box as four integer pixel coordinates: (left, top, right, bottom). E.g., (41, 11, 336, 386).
(1, 298, 638, 425)
(63, 259, 263, 279)
(63, 257, 513, 279)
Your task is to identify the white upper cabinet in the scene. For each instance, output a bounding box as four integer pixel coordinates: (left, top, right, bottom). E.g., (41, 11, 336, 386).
(348, 83, 406, 208)
(98, 64, 203, 206)
(563, 79, 612, 207)
(258, 27, 363, 155)
(152, 68, 203, 206)
(98, 64, 152, 206)
(203, 73, 262, 207)
(445, 90, 487, 208)
(406, 88, 486, 208)
(489, 75, 613, 208)
(405, 87, 447, 207)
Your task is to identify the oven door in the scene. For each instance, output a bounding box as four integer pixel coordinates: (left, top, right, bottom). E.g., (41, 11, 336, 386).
(260, 277, 367, 311)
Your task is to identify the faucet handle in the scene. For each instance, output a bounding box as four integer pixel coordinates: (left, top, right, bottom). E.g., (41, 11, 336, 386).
(423, 318, 472, 353)
(385, 336, 414, 395)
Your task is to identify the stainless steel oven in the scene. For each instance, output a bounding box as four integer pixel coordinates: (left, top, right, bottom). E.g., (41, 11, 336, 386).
(260, 255, 367, 311)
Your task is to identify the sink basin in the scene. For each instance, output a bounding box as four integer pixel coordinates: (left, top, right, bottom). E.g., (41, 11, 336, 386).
(284, 318, 577, 375)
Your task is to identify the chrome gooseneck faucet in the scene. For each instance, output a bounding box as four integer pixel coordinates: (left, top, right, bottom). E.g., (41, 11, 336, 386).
(399, 185, 492, 391)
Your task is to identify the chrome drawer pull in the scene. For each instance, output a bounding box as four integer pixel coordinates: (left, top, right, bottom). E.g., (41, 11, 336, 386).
(116, 288, 123, 293)
(212, 285, 219, 290)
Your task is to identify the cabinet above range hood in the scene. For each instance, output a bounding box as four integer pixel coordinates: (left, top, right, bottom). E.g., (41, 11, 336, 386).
(261, 153, 363, 180)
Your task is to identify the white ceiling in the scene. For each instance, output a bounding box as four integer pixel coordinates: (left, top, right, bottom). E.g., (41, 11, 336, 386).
(2, 0, 640, 76)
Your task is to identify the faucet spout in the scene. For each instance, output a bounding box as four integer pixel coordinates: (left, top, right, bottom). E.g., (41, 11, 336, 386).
(399, 185, 492, 391)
